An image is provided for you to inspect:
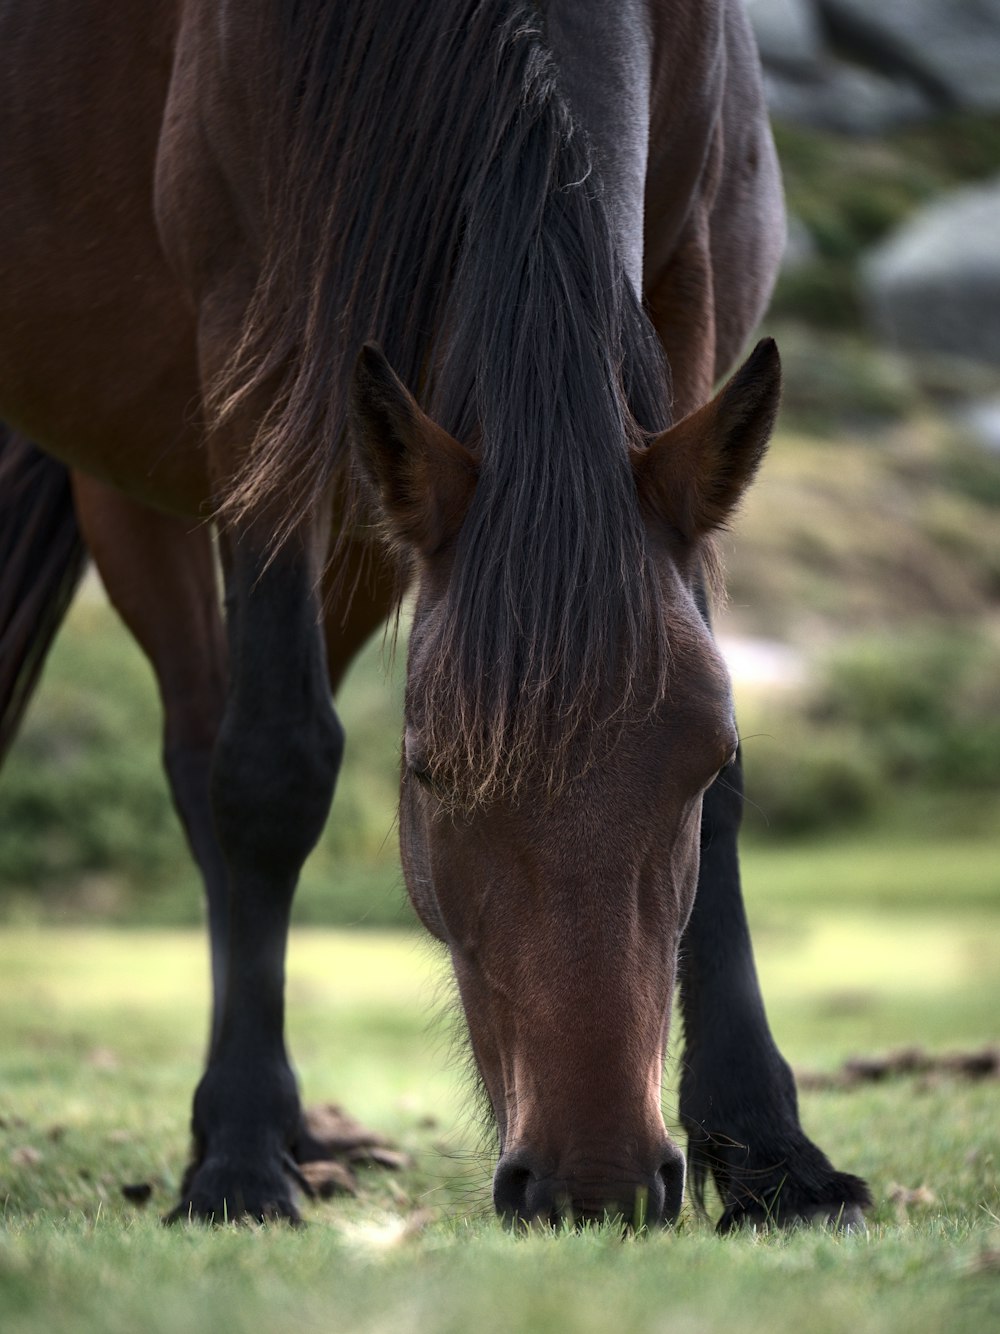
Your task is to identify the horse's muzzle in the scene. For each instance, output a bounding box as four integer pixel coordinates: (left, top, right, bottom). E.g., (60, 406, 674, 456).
(492, 1141, 685, 1229)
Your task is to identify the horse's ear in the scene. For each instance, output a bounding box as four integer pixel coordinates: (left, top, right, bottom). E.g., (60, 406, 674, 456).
(349, 343, 478, 554)
(633, 338, 781, 541)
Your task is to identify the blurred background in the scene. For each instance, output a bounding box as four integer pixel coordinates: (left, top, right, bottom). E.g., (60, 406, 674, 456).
(1, 0, 997, 943)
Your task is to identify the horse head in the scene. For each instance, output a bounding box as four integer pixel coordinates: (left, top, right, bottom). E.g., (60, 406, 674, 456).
(350, 337, 781, 1227)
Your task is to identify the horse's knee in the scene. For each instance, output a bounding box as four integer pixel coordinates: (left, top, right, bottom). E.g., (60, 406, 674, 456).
(210, 703, 345, 878)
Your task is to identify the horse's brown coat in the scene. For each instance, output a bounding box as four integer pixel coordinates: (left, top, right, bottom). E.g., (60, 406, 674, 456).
(0, 2, 868, 1228)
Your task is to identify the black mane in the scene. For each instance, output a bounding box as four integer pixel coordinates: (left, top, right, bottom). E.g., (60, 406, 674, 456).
(216, 1, 672, 799)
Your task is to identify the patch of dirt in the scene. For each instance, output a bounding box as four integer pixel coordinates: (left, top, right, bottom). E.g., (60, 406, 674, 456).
(301, 1102, 394, 1154)
(9, 1145, 43, 1167)
(797, 1044, 1000, 1091)
(298, 1160, 357, 1199)
(120, 1182, 153, 1205)
(968, 1249, 1000, 1276)
(294, 1102, 411, 1199)
(888, 1182, 937, 1223)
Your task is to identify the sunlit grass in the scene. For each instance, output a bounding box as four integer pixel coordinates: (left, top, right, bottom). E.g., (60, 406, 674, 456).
(1, 920, 998, 1333)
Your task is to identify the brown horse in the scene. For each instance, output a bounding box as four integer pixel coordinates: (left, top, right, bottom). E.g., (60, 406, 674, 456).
(0, 0, 869, 1229)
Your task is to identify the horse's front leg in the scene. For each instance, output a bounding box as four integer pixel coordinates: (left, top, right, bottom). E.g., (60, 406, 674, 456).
(677, 745, 872, 1231)
(167, 528, 344, 1223)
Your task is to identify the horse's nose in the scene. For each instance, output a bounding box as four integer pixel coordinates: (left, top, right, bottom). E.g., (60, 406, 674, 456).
(493, 1141, 685, 1229)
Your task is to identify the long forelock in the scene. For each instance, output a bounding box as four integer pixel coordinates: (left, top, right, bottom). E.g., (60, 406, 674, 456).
(414, 23, 673, 806)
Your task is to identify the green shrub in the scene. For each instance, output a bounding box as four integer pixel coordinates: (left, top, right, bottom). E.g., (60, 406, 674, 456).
(942, 442, 1000, 510)
(770, 266, 861, 333)
(4, 601, 997, 914)
(0, 603, 183, 893)
(0, 598, 409, 926)
(815, 633, 1000, 790)
(743, 631, 1000, 841)
(773, 328, 914, 431)
(743, 727, 883, 838)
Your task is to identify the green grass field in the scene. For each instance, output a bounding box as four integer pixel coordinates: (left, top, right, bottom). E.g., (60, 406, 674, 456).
(1, 913, 998, 1334)
(2, 541, 999, 1331)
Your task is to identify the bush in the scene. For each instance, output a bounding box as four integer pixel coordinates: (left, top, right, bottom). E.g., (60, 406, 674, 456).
(4, 599, 997, 913)
(0, 602, 183, 896)
(743, 631, 1000, 840)
(0, 597, 410, 926)
(743, 728, 883, 838)
(773, 329, 914, 432)
(815, 633, 1000, 791)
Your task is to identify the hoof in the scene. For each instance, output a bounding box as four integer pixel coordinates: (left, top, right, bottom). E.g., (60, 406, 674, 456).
(718, 1198, 868, 1233)
(163, 1155, 303, 1226)
(799, 1201, 867, 1232)
(715, 1169, 872, 1234)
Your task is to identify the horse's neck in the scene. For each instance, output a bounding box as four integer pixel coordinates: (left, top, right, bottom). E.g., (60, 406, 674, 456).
(544, 0, 652, 296)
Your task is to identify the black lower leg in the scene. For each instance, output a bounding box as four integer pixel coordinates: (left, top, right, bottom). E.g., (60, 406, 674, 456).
(164, 743, 230, 1046)
(678, 755, 870, 1230)
(168, 542, 344, 1223)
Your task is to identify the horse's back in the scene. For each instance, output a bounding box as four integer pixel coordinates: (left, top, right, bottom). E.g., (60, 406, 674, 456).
(0, 0, 204, 515)
(0, 0, 782, 512)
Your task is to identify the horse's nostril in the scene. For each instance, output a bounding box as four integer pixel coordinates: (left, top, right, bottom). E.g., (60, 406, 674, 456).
(659, 1141, 687, 1224)
(493, 1156, 537, 1221)
(494, 1146, 686, 1229)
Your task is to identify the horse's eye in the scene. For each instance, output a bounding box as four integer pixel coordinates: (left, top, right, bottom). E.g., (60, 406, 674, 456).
(717, 736, 739, 774)
(404, 729, 437, 790)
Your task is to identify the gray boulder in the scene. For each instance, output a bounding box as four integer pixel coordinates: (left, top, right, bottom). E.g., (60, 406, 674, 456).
(818, 0, 1000, 112)
(745, 0, 824, 74)
(763, 60, 931, 134)
(864, 179, 1000, 368)
(954, 397, 1000, 452)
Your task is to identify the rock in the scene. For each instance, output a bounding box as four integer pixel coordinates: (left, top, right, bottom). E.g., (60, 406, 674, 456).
(818, 0, 1000, 112)
(955, 397, 1000, 453)
(763, 60, 931, 134)
(745, 0, 824, 74)
(864, 179, 1000, 368)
